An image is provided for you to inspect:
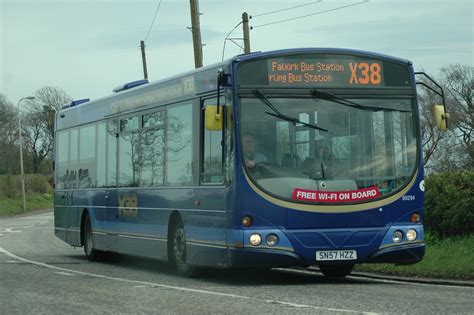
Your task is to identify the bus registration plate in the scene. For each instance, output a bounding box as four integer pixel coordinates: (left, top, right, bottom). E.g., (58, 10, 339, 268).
(316, 250, 357, 261)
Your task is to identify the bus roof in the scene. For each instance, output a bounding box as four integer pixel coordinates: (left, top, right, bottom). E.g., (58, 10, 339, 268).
(56, 47, 412, 131)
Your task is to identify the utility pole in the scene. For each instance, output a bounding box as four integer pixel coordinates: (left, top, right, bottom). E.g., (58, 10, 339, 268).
(189, 0, 203, 68)
(140, 40, 149, 80)
(17, 96, 35, 213)
(242, 12, 251, 54)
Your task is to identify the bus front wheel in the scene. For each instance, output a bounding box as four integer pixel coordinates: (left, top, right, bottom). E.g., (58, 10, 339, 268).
(171, 220, 198, 277)
(319, 264, 354, 278)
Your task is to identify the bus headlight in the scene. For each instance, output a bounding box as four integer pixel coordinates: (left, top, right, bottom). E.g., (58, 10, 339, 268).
(266, 234, 279, 247)
(406, 229, 417, 242)
(392, 230, 403, 243)
(249, 233, 262, 246)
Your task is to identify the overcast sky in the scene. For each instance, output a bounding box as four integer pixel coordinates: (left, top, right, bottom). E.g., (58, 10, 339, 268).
(1, 0, 472, 104)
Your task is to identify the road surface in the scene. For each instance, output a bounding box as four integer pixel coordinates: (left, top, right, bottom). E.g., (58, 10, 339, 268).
(1, 212, 472, 314)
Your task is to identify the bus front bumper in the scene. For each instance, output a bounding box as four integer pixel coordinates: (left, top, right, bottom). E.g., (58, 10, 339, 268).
(367, 242, 425, 264)
(228, 247, 304, 268)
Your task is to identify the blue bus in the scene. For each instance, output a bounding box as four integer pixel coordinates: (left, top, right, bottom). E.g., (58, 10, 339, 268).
(54, 48, 447, 277)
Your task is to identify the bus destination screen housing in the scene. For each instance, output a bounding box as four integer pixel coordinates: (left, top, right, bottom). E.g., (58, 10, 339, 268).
(237, 54, 412, 89)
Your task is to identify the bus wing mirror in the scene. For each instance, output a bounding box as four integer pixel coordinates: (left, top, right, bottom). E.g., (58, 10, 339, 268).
(205, 105, 223, 131)
(433, 104, 449, 131)
(217, 68, 225, 87)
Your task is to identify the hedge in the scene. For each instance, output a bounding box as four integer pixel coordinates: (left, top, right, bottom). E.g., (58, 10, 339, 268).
(424, 171, 474, 237)
(0, 174, 52, 198)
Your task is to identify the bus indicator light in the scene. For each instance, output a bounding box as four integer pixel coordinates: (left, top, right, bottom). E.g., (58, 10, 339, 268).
(411, 213, 421, 223)
(242, 216, 253, 227)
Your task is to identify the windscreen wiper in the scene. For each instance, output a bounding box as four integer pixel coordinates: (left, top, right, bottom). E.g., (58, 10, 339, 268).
(253, 89, 328, 132)
(311, 89, 411, 113)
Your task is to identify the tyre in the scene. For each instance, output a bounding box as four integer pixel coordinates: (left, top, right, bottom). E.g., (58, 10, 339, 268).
(82, 214, 105, 261)
(319, 264, 354, 278)
(171, 220, 198, 277)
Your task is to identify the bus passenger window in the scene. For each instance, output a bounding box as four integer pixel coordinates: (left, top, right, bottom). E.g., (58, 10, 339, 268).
(56, 130, 69, 190)
(141, 111, 165, 187)
(118, 130, 141, 187)
(120, 116, 139, 132)
(106, 120, 117, 187)
(79, 124, 96, 188)
(165, 103, 193, 186)
(68, 129, 78, 189)
(96, 122, 106, 187)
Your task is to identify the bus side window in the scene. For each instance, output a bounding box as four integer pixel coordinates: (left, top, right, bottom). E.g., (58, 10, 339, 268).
(201, 97, 225, 185)
(56, 130, 69, 190)
(106, 119, 118, 187)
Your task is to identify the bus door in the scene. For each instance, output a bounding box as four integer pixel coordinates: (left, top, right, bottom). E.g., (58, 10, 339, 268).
(102, 119, 119, 250)
(113, 115, 143, 253)
(188, 96, 230, 267)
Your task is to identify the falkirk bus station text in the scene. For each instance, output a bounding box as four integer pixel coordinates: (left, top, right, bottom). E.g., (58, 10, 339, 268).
(268, 61, 344, 84)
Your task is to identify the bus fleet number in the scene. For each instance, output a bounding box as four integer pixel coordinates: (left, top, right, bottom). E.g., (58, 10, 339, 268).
(349, 62, 382, 85)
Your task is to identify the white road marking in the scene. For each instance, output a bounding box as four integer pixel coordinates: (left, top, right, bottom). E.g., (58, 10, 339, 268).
(0, 221, 51, 233)
(277, 268, 474, 290)
(4, 228, 20, 233)
(0, 246, 376, 314)
(0, 214, 53, 221)
(55, 271, 75, 276)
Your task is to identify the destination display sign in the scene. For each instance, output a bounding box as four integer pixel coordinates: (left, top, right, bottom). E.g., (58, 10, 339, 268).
(268, 59, 383, 86)
(237, 54, 411, 89)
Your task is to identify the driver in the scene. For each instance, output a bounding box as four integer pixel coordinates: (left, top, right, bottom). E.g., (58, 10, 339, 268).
(242, 134, 267, 169)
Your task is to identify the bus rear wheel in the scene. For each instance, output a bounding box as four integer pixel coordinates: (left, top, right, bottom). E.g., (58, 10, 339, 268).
(171, 220, 198, 277)
(82, 214, 105, 261)
(319, 264, 354, 278)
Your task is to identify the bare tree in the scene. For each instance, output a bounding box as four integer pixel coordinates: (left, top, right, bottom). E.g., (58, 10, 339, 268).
(418, 64, 473, 172)
(417, 78, 449, 167)
(0, 94, 20, 175)
(440, 64, 473, 168)
(26, 86, 72, 146)
(23, 86, 72, 173)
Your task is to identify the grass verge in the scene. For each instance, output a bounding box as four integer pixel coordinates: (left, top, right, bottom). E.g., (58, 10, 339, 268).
(0, 193, 53, 217)
(355, 234, 474, 280)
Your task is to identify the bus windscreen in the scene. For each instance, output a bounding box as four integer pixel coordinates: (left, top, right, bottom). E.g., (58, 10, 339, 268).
(237, 53, 412, 89)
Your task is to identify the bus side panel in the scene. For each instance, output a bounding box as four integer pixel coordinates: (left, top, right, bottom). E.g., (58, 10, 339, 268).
(185, 187, 228, 267)
(71, 189, 108, 248)
(68, 191, 81, 246)
(54, 190, 68, 243)
(98, 187, 228, 266)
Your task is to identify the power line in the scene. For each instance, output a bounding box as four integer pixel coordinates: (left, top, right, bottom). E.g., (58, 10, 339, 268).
(252, 0, 322, 18)
(251, 0, 369, 29)
(221, 21, 243, 61)
(144, 0, 163, 42)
